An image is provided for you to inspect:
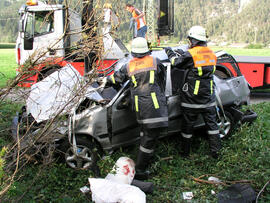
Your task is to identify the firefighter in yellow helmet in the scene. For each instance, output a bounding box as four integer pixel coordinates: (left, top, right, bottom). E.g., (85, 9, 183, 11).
(107, 37, 168, 179)
(164, 26, 221, 159)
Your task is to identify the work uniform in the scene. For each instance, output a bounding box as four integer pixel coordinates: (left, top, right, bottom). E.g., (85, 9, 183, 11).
(131, 8, 147, 38)
(108, 53, 168, 173)
(166, 43, 221, 157)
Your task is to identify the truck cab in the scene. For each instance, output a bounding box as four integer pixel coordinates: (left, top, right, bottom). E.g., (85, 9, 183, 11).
(16, 0, 82, 66)
(16, 0, 128, 87)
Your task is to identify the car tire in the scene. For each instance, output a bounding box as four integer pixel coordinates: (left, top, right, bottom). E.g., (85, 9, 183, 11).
(215, 65, 233, 79)
(38, 66, 60, 81)
(58, 136, 102, 171)
(218, 111, 235, 139)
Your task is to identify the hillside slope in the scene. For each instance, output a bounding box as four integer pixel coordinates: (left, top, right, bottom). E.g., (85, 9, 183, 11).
(0, 0, 269, 45)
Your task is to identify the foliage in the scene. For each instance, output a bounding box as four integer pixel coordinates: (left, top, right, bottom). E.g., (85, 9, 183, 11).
(0, 101, 22, 142)
(0, 101, 269, 202)
(0, 43, 15, 49)
(211, 47, 270, 56)
(3, 164, 92, 202)
(0, 49, 17, 87)
(1, 0, 270, 45)
(0, 0, 270, 201)
(0, 147, 7, 181)
(246, 44, 264, 49)
(0, 0, 24, 43)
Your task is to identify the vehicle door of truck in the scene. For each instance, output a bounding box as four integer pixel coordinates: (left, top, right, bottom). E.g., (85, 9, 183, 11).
(20, 6, 65, 65)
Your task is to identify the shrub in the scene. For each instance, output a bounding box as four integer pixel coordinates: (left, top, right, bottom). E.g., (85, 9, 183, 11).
(246, 44, 264, 49)
(0, 43, 15, 49)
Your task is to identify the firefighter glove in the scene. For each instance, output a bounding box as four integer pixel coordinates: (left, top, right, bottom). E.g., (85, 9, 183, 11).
(164, 47, 175, 58)
(175, 49, 184, 56)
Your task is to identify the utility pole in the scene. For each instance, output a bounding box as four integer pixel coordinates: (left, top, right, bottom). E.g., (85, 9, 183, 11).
(144, 0, 156, 45)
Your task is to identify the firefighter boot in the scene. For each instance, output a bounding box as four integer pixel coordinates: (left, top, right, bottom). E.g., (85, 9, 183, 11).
(135, 150, 153, 180)
(180, 137, 191, 157)
(209, 134, 222, 159)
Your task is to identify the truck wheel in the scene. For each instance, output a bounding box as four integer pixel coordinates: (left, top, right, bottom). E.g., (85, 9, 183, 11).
(218, 111, 235, 138)
(59, 136, 102, 170)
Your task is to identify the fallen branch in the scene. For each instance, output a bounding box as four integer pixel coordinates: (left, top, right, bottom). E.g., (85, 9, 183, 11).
(192, 174, 253, 186)
(160, 156, 173, 161)
(192, 176, 227, 186)
(192, 174, 252, 185)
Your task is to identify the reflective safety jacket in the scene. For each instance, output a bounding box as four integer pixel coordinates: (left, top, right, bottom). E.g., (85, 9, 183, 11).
(168, 45, 217, 108)
(132, 8, 146, 30)
(109, 55, 168, 129)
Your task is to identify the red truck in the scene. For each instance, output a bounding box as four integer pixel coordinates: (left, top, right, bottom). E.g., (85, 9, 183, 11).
(16, 0, 127, 87)
(234, 56, 270, 88)
(15, 0, 270, 89)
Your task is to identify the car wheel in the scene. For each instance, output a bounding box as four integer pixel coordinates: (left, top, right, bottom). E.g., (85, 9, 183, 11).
(217, 111, 235, 139)
(38, 66, 60, 81)
(59, 136, 102, 170)
(215, 65, 233, 79)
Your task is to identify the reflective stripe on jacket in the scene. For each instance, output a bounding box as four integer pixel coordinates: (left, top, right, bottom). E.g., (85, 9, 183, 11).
(168, 45, 217, 107)
(109, 55, 168, 129)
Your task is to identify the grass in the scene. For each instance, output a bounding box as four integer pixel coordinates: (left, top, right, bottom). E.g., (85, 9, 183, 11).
(0, 102, 269, 202)
(127, 43, 270, 56)
(0, 49, 17, 87)
(211, 47, 270, 56)
(0, 47, 270, 202)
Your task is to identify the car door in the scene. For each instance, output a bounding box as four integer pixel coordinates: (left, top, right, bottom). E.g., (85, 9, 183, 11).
(164, 63, 183, 135)
(110, 82, 140, 148)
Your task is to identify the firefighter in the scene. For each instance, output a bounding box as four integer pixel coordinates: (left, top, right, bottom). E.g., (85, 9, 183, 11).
(164, 25, 221, 159)
(125, 4, 147, 38)
(107, 37, 168, 179)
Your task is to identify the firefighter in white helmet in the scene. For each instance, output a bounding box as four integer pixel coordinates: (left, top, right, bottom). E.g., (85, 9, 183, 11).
(107, 37, 168, 179)
(164, 25, 221, 159)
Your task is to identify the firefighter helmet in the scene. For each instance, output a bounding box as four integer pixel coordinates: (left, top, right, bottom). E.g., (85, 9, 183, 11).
(131, 37, 149, 54)
(187, 26, 207, 42)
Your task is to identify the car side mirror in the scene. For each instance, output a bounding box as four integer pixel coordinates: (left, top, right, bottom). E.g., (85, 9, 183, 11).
(24, 36, 33, 50)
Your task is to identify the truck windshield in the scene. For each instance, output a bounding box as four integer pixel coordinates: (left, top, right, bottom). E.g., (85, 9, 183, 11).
(25, 11, 54, 37)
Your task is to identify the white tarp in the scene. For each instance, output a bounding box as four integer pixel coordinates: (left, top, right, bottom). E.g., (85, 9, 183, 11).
(88, 157, 146, 203)
(26, 64, 84, 123)
(89, 178, 146, 203)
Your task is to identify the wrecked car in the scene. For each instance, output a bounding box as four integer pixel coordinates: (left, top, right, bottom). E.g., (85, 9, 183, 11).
(11, 48, 257, 170)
